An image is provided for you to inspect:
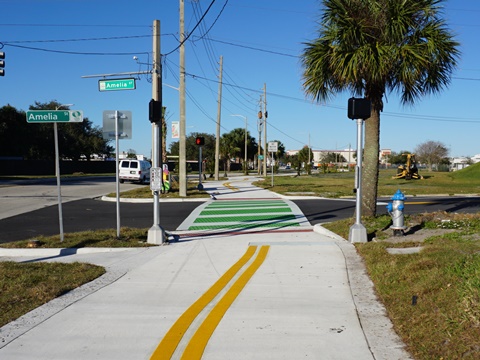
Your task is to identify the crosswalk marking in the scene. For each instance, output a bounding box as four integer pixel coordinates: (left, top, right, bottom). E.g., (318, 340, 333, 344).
(186, 199, 308, 231)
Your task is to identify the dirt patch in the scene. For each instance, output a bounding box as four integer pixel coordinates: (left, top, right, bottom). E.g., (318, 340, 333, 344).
(379, 228, 456, 244)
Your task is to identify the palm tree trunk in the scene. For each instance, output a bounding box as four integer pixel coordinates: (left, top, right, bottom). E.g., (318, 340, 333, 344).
(362, 108, 380, 217)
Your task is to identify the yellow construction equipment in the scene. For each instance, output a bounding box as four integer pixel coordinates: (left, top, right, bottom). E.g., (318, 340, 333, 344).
(393, 153, 423, 180)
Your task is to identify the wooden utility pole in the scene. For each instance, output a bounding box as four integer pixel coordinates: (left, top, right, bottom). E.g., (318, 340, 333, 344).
(214, 56, 223, 180)
(179, 0, 187, 196)
(263, 83, 267, 177)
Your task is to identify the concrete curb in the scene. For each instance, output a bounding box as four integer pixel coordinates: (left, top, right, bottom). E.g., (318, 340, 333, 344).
(100, 195, 208, 203)
(0, 247, 142, 257)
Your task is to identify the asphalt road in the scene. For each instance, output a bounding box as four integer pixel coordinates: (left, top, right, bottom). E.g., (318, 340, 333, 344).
(0, 199, 200, 244)
(2, 195, 480, 244)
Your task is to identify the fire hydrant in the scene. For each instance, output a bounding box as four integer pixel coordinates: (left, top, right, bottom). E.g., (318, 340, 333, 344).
(387, 189, 406, 236)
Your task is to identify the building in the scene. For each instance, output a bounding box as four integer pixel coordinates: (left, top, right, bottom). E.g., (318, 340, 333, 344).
(286, 148, 391, 168)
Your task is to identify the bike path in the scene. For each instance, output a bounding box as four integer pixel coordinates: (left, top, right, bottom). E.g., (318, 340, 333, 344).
(177, 176, 311, 232)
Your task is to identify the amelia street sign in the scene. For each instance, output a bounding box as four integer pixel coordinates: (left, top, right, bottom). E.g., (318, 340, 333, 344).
(98, 78, 136, 91)
(26, 110, 84, 123)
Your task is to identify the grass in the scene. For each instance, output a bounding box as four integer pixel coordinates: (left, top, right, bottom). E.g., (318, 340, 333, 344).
(0, 261, 105, 327)
(255, 164, 480, 198)
(324, 212, 480, 359)
(0, 227, 154, 249)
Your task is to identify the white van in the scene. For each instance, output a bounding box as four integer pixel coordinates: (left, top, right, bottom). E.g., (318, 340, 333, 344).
(119, 159, 151, 184)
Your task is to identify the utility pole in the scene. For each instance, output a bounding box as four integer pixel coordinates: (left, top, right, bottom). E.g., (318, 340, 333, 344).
(147, 19, 165, 245)
(257, 96, 263, 175)
(179, 0, 187, 197)
(262, 83, 267, 177)
(214, 56, 223, 180)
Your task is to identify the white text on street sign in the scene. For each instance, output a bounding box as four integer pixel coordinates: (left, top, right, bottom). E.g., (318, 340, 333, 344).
(98, 78, 136, 91)
(268, 141, 278, 152)
(26, 110, 84, 123)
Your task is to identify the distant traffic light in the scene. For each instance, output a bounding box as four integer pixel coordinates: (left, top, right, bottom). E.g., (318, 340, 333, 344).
(195, 136, 205, 146)
(0, 52, 5, 77)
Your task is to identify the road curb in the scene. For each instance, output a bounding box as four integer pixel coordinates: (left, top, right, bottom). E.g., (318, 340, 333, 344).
(0, 247, 144, 257)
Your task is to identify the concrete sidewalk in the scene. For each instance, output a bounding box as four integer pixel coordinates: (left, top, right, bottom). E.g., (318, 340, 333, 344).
(0, 177, 412, 359)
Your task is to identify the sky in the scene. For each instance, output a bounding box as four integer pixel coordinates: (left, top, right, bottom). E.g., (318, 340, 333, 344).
(1, 0, 480, 159)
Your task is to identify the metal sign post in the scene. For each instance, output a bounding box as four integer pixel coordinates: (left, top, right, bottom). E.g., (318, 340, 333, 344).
(268, 142, 278, 187)
(26, 107, 82, 242)
(347, 98, 371, 243)
(114, 110, 121, 239)
(198, 146, 203, 190)
(102, 110, 132, 239)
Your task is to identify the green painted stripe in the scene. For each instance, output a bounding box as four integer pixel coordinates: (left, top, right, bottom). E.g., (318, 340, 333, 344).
(205, 203, 289, 209)
(194, 214, 296, 223)
(200, 208, 292, 215)
(188, 222, 300, 230)
(207, 201, 286, 207)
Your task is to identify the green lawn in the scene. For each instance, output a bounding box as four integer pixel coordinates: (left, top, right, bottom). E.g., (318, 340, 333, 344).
(255, 165, 480, 198)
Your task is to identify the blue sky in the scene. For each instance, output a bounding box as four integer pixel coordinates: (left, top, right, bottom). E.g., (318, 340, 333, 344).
(1, 0, 479, 158)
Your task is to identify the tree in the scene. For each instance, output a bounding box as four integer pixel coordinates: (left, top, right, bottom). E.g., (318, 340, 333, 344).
(301, 0, 459, 216)
(0, 102, 112, 160)
(390, 151, 411, 165)
(297, 146, 313, 175)
(169, 132, 216, 173)
(0, 105, 32, 158)
(415, 140, 449, 171)
(320, 152, 346, 164)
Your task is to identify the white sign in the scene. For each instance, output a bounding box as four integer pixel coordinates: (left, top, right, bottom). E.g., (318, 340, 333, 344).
(150, 167, 163, 191)
(171, 121, 179, 139)
(268, 141, 278, 152)
(102, 110, 132, 140)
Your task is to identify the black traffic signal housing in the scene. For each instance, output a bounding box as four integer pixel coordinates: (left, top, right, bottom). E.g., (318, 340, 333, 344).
(195, 136, 205, 146)
(0, 52, 4, 77)
(348, 97, 371, 120)
(149, 99, 162, 123)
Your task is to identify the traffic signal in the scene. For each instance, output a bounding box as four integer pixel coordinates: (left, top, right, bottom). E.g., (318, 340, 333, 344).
(347, 97, 371, 120)
(0, 52, 4, 77)
(149, 99, 161, 123)
(195, 136, 205, 146)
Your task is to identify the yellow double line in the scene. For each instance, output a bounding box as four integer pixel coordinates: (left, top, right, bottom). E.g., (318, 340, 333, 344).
(223, 182, 240, 191)
(150, 245, 270, 360)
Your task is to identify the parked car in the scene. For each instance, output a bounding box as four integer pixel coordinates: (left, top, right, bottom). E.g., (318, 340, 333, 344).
(119, 159, 151, 184)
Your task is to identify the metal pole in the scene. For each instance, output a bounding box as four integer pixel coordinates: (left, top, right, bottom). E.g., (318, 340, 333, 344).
(271, 151, 274, 187)
(349, 118, 368, 243)
(198, 146, 203, 190)
(245, 117, 248, 175)
(147, 19, 165, 245)
(115, 110, 121, 239)
(53, 122, 64, 242)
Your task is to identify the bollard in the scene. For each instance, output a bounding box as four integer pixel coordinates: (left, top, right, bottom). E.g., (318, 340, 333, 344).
(387, 189, 406, 236)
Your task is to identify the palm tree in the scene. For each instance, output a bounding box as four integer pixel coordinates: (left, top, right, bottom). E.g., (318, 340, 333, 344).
(301, 0, 459, 216)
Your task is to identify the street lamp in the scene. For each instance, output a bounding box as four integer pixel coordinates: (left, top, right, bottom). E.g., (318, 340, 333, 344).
(230, 114, 248, 175)
(54, 103, 74, 242)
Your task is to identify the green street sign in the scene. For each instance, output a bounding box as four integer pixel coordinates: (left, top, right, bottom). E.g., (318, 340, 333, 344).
(98, 78, 136, 91)
(26, 110, 84, 123)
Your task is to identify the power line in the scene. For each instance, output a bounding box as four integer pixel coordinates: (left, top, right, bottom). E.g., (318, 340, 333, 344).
(164, 0, 217, 56)
(4, 43, 147, 56)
